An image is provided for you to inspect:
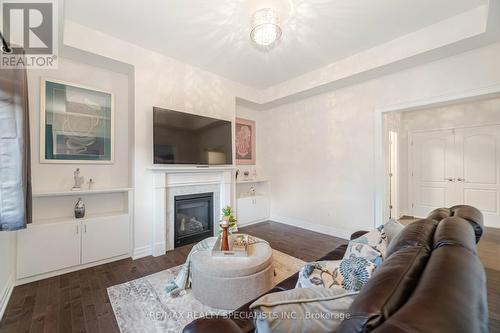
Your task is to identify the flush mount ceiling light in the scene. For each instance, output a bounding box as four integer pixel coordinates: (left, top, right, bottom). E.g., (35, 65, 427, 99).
(250, 8, 282, 50)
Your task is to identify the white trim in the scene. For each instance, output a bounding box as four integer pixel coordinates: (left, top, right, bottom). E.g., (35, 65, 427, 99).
(374, 83, 500, 227)
(270, 215, 352, 240)
(15, 253, 130, 286)
(33, 187, 133, 198)
(132, 245, 152, 260)
(0, 274, 14, 321)
(238, 218, 269, 227)
(39, 77, 115, 164)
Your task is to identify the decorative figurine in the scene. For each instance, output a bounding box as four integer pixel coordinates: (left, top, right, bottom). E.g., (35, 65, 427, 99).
(248, 186, 256, 196)
(243, 170, 250, 180)
(71, 168, 85, 191)
(87, 178, 94, 190)
(235, 169, 240, 181)
(74, 198, 85, 218)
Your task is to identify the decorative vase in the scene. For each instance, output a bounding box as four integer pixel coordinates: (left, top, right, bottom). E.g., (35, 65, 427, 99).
(74, 198, 85, 219)
(220, 220, 230, 251)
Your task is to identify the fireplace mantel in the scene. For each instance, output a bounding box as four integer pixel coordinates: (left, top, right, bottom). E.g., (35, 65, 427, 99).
(151, 169, 233, 256)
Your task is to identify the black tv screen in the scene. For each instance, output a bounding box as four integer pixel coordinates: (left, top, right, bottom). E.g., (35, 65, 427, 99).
(153, 107, 233, 165)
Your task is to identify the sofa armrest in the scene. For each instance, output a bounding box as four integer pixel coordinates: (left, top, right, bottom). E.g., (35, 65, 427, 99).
(350, 230, 369, 240)
(183, 317, 246, 333)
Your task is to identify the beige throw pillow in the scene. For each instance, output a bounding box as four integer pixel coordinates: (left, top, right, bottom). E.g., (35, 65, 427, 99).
(250, 286, 358, 333)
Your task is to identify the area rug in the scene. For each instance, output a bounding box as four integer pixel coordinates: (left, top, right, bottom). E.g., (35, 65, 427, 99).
(108, 250, 306, 333)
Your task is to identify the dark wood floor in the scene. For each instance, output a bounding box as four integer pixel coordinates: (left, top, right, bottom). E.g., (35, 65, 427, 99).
(0, 222, 346, 333)
(0, 221, 498, 332)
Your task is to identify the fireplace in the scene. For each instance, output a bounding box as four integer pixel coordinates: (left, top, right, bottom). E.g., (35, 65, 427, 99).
(174, 192, 214, 247)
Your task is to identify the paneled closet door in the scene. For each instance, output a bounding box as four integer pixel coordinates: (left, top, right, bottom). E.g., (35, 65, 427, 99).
(455, 125, 500, 227)
(411, 130, 459, 218)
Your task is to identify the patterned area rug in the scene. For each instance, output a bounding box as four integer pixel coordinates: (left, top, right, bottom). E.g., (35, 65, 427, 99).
(108, 250, 305, 333)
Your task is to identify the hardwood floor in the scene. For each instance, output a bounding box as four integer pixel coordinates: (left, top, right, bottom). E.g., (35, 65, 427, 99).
(0, 222, 346, 333)
(0, 221, 498, 332)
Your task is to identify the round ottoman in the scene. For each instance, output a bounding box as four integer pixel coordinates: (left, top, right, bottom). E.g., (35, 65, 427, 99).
(191, 241, 274, 310)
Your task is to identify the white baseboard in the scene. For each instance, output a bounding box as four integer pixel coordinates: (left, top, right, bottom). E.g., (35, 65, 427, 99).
(153, 242, 167, 257)
(132, 245, 152, 260)
(239, 218, 269, 228)
(270, 215, 353, 240)
(15, 253, 130, 286)
(0, 274, 15, 320)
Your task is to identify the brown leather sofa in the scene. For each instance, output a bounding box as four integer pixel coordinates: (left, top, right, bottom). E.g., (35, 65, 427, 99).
(183, 205, 488, 333)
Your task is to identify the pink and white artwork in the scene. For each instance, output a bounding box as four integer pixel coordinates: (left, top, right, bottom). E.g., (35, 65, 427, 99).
(235, 117, 255, 165)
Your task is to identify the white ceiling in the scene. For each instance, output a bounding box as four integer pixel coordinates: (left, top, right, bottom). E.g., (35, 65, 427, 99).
(65, 0, 486, 89)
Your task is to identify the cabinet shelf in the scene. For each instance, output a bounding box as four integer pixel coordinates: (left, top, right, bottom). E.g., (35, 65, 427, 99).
(236, 179, 268, 184)
(33, 187, 133, 198)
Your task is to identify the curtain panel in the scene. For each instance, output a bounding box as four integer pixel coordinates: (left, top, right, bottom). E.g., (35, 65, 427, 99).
(0, 49, 32, 231)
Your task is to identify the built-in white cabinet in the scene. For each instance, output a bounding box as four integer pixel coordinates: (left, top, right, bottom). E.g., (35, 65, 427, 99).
(17, 214, 130, 280)
(17, 188, 133, 282)
(237, 195, 270, 225)
(16, 220, 81, 279)
(81, 214, 130, 264)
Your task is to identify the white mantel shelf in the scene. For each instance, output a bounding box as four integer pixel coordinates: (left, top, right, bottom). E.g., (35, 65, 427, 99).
(148, 165, 235, 173)
(33, 187, 133, 198)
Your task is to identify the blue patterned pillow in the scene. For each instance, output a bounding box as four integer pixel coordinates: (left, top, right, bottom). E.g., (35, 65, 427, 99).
(343, 242, 383, 266)
(339, 257, 376, 291)
(351, 225, 388, 258)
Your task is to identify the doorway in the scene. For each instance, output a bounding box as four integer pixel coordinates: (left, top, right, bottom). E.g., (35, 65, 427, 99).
(379, 93, 500, 228)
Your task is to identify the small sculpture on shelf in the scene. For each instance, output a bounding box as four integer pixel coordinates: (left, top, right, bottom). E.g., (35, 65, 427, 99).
(243, 170, 250, 180)
(87, 178, 94, 190)
(74, 198, 85, 218)
(71, 168, 85, 191)
(248, 186, 256, 196)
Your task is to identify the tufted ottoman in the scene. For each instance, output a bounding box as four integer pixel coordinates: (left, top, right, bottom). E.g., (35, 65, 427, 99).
(191, 240, 274, 310)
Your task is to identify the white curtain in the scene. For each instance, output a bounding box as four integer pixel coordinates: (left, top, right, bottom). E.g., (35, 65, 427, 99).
(0, 46, 31, 231)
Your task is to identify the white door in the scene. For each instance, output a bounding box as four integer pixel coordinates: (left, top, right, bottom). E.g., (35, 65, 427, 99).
(81, 214, 130, 264)
(17, 221, 81, 279)
(455, 125, 500, 227)
(410, 130, 458, 217)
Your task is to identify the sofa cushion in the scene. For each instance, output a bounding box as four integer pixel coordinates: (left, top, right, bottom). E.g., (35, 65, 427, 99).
(385, 219, 437, 258)
(450, 205, 484, 242)
(250, 286, 357, 333)
(370, 245, 488, 333)
(433, 216, 477, 254)
(427, 207, 451, 221)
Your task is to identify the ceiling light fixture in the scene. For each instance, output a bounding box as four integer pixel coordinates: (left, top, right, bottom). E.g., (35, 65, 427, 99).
(250, 8, 282, 50)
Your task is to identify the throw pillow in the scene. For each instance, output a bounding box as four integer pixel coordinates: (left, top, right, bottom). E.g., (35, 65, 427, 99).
(296, 259, 376, 292)
(343, 242, 383, 266)
(250, 286, 358, 333)
(350, 225, 388, 258)
(384, 219, 405, 245)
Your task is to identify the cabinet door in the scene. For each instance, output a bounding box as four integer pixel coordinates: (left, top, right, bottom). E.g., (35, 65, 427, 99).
(254, 196, 270, 221)
(17, 221, 81, 279)
(81, 214, 130, 264)
(237, 197, 256, 225)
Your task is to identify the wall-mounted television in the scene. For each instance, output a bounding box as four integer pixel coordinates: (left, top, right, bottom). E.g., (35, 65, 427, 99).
(153, 107, 233, 165)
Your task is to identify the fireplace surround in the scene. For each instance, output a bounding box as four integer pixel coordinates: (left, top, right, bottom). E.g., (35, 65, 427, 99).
(150, 168, 232, 256)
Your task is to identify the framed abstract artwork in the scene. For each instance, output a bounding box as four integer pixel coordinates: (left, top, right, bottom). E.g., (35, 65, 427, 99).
(235, 117, 255, 165)
(40, 79, 114, 163)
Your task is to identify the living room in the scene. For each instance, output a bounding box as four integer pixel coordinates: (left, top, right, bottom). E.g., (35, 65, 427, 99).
(0, 0, 499, 332)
